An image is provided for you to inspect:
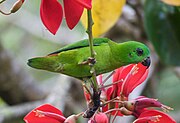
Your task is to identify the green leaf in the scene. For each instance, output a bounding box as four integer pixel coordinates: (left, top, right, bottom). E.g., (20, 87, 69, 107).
(144, 0, 180, 66)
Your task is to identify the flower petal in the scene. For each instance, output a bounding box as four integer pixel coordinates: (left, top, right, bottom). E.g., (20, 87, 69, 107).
(113, 67, 123, 83)
(24, 104, 65, 123)
(74, 0, 92, 9)
(97, 75, 103, 85)
(117, 65, 134, 81)
(132, 97, 162, 113)
(64, 0, 84, 29)
(122, 63, 148, 97)
(89, 113, 109, 123)
(130, 68, 148, 92)
(102, 87, 113, 113)
(83, 89, 91, 102)
(40, 0, 63, 34)
(64, 115, 77, 123)
(102, 87, 123, 116)
(113, 64, 134, 96)
(137, 110, 176, 123)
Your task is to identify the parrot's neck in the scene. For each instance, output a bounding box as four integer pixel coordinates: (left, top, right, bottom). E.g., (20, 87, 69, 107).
(109, 41, 131, 67)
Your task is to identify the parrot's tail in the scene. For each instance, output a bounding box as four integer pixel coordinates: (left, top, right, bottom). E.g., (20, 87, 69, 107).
(27, 57, 62, 72)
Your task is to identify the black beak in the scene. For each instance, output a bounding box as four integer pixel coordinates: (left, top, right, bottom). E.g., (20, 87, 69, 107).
(141, 57, 151, 68)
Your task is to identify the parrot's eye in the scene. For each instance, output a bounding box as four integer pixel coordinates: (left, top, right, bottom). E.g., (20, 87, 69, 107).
(136, 48, 143, 56)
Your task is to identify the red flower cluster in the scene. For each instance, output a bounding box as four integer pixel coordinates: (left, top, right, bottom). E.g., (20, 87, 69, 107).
(97, 63, 175, 123)
(100, 63, 149, 116)
(40, 0, 92, 35)
(24, 63, 175, 123)
(24, 104, 109, 123)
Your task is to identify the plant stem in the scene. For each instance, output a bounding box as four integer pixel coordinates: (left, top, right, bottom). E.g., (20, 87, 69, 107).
(86, 9, 98, 90)
(87, 10, 95, 58)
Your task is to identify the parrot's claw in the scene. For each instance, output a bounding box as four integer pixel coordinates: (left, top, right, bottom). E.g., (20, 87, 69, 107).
(88, 57, 96, 66)
(79, 57, 96, 66)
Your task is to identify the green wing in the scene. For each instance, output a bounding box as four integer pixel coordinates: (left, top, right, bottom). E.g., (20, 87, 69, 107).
(49, 38, 111, 55)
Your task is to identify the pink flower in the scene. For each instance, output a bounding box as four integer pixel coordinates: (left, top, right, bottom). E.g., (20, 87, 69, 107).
(40, 0, 92, 34)
(134, 110, 176, 123)
(123, 96, 175, 123)
(132, 97, 161, 115)
(24, 104, 66, 123)
(88, 112, 109, 123)
(124, 96, 173, 117)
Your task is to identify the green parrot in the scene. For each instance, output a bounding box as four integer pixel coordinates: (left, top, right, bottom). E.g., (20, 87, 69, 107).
(28, 38, 150, 79)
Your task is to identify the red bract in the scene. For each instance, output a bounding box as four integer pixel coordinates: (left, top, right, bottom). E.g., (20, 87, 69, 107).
(40, 0, 92, 35)
(24, 104, 66, 123)
(134, 110, 176, 123)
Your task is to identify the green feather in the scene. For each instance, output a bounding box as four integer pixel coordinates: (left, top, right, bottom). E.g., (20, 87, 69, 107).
(49, 38, 110, 55)
(28, 38, 150, 79)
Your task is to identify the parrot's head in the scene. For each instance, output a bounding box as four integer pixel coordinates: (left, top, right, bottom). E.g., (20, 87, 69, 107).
(115, 41, 151, 68)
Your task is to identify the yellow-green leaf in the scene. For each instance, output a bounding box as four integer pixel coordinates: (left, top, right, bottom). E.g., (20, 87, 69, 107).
(81, 0, 126, 37)
(161, 0, 180, 6)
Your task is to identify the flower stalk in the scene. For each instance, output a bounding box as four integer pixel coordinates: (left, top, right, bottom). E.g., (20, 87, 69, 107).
(86, 9, 98, 90)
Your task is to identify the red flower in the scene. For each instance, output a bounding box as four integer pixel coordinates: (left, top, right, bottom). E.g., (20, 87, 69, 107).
(124, 96, 174, 117)
(106, 63, 148, 102)
(134, 110, 176, 123)
(133, 97, 161, 113)
(115, 63, 148, 98)
(24, 104, 66, 123)
(40, 0, 92, 35)
(102, 63, 149, 115)
(122, 96, 175, 122)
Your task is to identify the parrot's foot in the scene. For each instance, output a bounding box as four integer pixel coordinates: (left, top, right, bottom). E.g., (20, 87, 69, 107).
(79, 57, 96, 66)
